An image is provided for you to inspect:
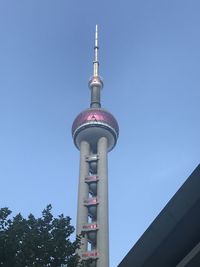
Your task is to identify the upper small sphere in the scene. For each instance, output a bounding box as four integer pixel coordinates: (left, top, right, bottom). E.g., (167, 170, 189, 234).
(72, 108, 119, 151)
(88, 76, 104, 89)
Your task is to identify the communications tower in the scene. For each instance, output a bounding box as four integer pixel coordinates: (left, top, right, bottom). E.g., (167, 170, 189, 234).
(72, 25, 119, 267)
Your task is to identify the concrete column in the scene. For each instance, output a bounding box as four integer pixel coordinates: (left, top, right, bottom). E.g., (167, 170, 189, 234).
(97, 137, 109, 267)
(90, 86, 101, 108)
(76, 140, 90, 255)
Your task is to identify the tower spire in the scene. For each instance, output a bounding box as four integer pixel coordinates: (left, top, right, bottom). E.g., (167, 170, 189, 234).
(89, 25, 103, 108)
(93, 24, 99, 76)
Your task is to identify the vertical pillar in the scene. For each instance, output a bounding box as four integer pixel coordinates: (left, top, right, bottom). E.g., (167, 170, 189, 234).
(77, 140, 90, 255)
(90, 86, 101, 108)
(97, 137, 109, 267)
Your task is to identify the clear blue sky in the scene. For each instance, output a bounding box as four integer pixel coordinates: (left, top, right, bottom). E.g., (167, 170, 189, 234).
(0, 1, 200, 266)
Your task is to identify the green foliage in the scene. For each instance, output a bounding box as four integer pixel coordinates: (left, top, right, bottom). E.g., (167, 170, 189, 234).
(0, 205, 80, 267)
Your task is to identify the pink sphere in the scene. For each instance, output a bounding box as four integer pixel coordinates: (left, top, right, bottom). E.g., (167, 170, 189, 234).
(72, 108, 119, 151)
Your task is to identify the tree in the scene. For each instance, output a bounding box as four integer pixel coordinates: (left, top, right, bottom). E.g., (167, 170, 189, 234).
(0, 205, 80, 267)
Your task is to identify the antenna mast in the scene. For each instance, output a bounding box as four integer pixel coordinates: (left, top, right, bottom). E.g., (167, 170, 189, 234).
(94, 24, 99, 76)
(89, 25, 103, 108)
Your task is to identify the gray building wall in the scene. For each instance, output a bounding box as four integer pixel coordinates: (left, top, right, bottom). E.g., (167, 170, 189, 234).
(118, 165, 200, 267)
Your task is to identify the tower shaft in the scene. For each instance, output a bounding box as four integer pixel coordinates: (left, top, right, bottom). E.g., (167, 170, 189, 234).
(90, 85, 101, 108)
(76, 137, 109, 267)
